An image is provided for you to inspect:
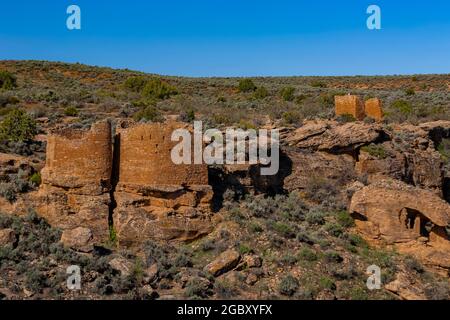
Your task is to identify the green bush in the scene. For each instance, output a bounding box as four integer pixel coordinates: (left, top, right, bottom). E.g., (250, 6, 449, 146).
(391, 100, 413, 115)
(253, 86, 269, 99)
(310, 80, 326, 88)
(319, 276, 336, 291)
(0, 109, 37, 142)
(278, 274, 299, 296)
(279, 87, 295, 101)
(336, 113, 356, 123)
(133, 105, 163, 122)
(0, 71, 17, 90)
(437, 139, 450, 162)
(405, 88, 415, 96)
(238, 79, 256, 93)
(361, 144, 388, 159)
(142, 78, 178, 100)
(282, 111, 302, 125)
(64, 106, 79, 116)
(298, 247, 318, 262)
(324, 223, 344, 238)
(179, 108, 195, 122)
(123, 76, 148, 92)
(337, 211, 355, 228)
(324, 250, 343, 263)
(29, 172, 42, 186)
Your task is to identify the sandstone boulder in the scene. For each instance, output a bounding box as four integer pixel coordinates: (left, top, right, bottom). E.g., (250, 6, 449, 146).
(60, 227, 94, 252)
(385, 272, 427, 300)
(287, 121, 388, 153)
(109, 257, 134, 277)
(204, 249, 241, 277)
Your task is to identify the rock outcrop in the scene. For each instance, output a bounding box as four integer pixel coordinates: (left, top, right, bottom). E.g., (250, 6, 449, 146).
(287, 120, 388, 153)
(349, 179, 450, 270)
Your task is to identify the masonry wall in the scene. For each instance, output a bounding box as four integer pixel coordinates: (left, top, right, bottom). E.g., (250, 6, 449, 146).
(42, 121, 113, 193)
(365, 98, 383, 121)
(335, 95, 366, 121)
(116, 121, 209, 187)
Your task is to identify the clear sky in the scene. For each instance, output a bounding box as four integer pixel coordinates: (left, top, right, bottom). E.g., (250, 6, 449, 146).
(1, 0, 450, 76)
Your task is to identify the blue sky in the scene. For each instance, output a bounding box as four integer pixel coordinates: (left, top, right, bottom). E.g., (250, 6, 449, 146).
(1, 1, 450, 76)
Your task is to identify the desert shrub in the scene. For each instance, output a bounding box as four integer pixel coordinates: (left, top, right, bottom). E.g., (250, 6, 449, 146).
(249, 221, 264, 233)
(324, 250, 343, 263)
(404, 255, 424, 274)
(304, 176, 340, 208)
(276, 193, 307, 220)
(142, 78, 178, 100)
(0, 182, 16, 202)
(0, 109, 37, 142)
(214, 280, 239, 299)
(185, 277, 213, 299)
(29, 172, 42, 186)
(361, 144, 388, 159)
(319, 276, 336, 291)
(298, 247, 318, 262)
(245, 195, 277, 218)
(123, 76, 148, 92)
(238, 243, 252, 255)
(238, 79, 256, 92)
(253, 86, 269, 99)
(133, 105, 163, 122)
(391, 99, 413, 115)
(271, 221, 295, 239)
(405, 88, 415, 96)
(437, 139, 450, 163)
(200, 239, 217, 252)
(0, 70, 17, 90)
(336, 113, 356, 123)
(305, 209, 326, 225)
(310, 80, 326, 88)
(179, 108, 195, 122)
(282, 111, 302, 125)
(324, 223, 344, 238)
(279, 87, 295, 101)
(278, 274, 299, 296)
(336, 211, 355, 228)
(296, 230, 315, 245)
(64, 106, 79, 116)
(347, 234, 367, 248)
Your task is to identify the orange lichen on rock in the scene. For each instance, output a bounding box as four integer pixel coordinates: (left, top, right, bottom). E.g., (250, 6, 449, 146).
(364, 98, 384, 121)
(334, 95, 365, 121)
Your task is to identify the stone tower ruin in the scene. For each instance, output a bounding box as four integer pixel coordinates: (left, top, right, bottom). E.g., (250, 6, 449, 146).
(37, 120, 213, 247)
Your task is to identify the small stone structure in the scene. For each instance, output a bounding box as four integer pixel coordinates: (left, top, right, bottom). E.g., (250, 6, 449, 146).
(335, 95, 365, 121)
(364, 98, 383, 121)
(335, 95, 383, 121)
